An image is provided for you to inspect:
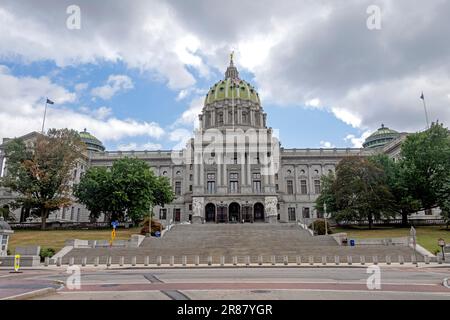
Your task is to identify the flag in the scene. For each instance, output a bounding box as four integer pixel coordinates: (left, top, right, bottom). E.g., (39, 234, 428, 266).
(420, 92, 424, 100)
(46, 98, 54, 104)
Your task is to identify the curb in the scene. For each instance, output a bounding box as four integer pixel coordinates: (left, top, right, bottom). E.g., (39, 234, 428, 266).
(1, 287, 57, 300)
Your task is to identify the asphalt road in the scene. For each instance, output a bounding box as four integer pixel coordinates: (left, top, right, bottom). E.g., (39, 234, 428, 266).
(5, 266, 447, 300)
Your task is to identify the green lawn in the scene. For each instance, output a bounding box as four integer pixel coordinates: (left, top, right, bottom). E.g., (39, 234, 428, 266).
(333, 225, 450, 254)
(7, 228, 142, 253)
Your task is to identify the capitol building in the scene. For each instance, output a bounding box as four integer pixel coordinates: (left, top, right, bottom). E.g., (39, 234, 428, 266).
(0, 57, 440, 224)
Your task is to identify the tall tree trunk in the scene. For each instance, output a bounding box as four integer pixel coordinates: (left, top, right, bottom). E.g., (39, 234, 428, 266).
(368, 213, 373, 230)
(401, 210, 408, 227)
(41, 209, 48, 230)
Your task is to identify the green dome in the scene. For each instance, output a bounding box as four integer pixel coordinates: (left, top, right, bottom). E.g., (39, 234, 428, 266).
(363, 124, 400, 149)
(205, 78, 261, 105)
(79, 129, 105, 152)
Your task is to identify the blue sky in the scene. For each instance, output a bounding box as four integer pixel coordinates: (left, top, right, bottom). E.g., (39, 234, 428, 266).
(0, 58, 365, 150)
(0, 0, 448, 151)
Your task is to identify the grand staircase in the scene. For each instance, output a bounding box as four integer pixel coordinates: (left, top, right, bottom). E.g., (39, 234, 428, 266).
(61, 223, 419, 264)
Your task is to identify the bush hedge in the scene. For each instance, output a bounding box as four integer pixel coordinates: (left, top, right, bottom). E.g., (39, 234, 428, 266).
(309, 219, 332, 235)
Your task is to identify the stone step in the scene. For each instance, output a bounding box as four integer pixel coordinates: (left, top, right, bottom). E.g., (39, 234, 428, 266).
(60, 223, 420, 264)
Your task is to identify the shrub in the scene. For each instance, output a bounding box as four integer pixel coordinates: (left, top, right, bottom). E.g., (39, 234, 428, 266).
(39, 248, 56, 262)
(309, 219, 332, 235)
(140, 217, 164, 236)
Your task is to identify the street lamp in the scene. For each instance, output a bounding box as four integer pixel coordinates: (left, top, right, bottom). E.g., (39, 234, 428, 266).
(438, 238, 446, 261)
(148, 203, 153, 237)
(324, 203, 328, 236)
(410, 226, 417, 265)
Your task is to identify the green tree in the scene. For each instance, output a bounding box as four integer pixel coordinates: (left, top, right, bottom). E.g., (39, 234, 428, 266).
(75, 158, 174, 225)
(316, 156, 394, 229)
(73, 167, 110, 222)
(1, 129, 85, 229)
(369, 154, 421, 226)
(400, 122, 450, 222)
(315, 172, 337, 214)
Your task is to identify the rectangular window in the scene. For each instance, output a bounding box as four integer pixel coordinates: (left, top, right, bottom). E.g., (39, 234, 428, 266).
(275, 184, 279, 191)
(207, 173, 215, 194)
(159, 209, 167, 220)
(175, 181, 181, 196)
(314, 180, 321, 194)
(425, 209, 433, 215)
(302, 207, 310, 219)
(253, 180, 262, 193)
(252, 173, 261, 193)
(300, 180, 307, 195)
(70, 207, 74, 220)
(288, 207, 296, 221)
(230, 181, 239, 193)
(287, 180, 294, 194)
(189, 174, 193, 181)
(189, 185, 193, 192)
(207, 181, 215, 193)
(229, 173, 239, 193)
(189, 204, 192, 211)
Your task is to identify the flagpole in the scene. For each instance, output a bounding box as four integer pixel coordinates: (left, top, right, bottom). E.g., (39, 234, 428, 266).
(41, 98, 48, 134)
(421, 92, 430, 129)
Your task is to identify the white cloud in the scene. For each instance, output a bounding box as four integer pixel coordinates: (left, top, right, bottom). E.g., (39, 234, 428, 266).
(0, 69, 164, 143)
(320, 141, 335, 148)
(74, 82, 88, 92)
(344, 130, 372, 148)
(91, 75, 134, 100)
(0, 2, 205, 90)
(173, 96, 204, 128)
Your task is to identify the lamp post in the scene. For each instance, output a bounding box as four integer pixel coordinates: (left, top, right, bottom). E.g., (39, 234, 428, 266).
(438, 238, 446, 261)
(148, 203, 153, 237)
(324, 203, 328, 235)
(410, 226, 417, 266)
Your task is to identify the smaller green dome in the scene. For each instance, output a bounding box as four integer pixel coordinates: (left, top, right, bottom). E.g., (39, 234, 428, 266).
(79, 129, 105, 152)
(363, 124, 400, 149)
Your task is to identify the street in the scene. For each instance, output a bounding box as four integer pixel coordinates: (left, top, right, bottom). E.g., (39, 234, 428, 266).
(1, 266, 449, 300)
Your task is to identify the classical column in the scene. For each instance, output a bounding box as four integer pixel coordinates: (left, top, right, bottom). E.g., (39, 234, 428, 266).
(0, 153, 4, 177)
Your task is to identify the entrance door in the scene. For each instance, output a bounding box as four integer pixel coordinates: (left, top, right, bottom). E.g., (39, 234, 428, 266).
(254, 203, 265, 222)
(229, 202, 240, 223)
(205, 203, 216, 223)
(242, 206, 252, 222)
(217, 206, 227, 223)
(174, 208, 181, 222)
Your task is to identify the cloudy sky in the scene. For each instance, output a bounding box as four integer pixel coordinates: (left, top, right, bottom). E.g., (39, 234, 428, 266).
(0, 0, 449, 150)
